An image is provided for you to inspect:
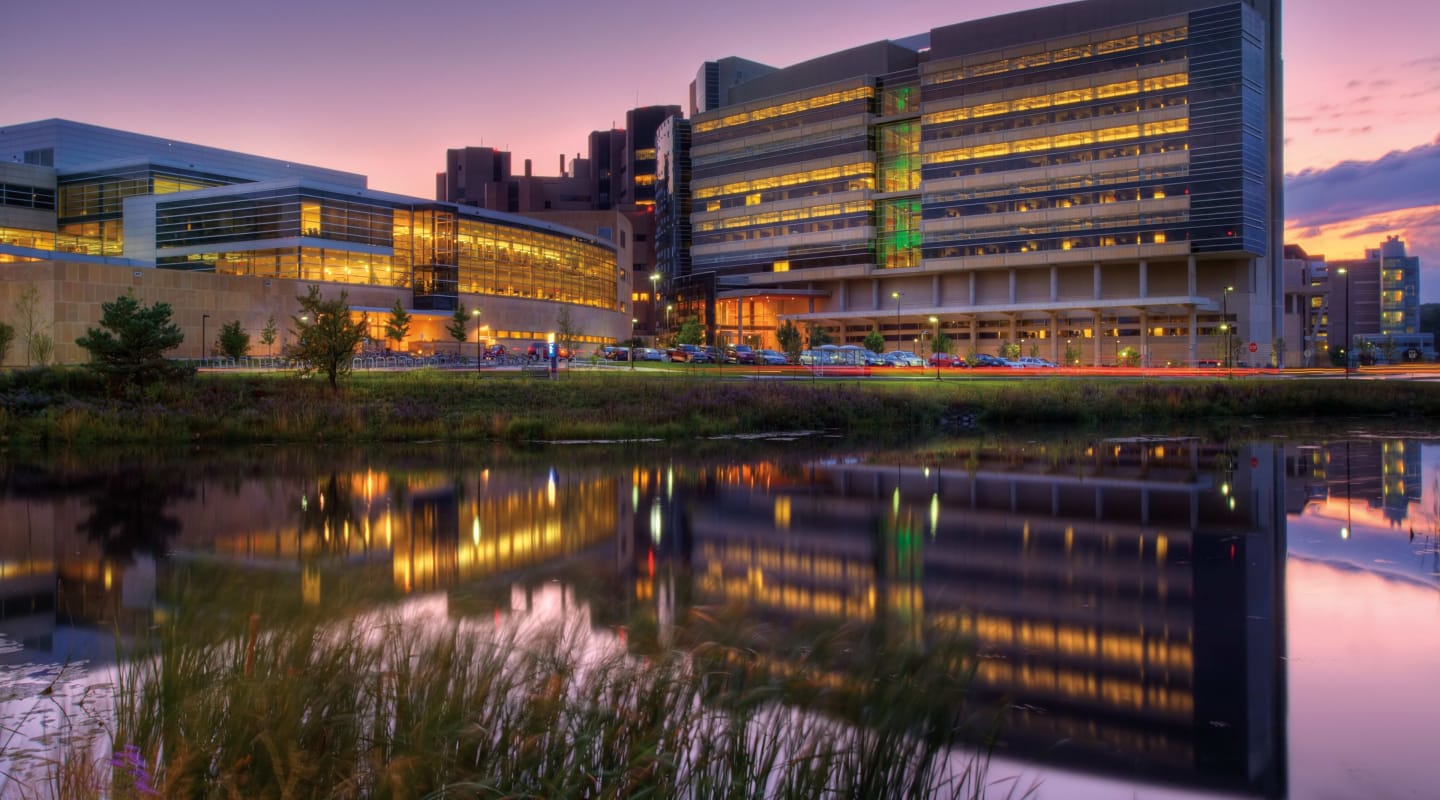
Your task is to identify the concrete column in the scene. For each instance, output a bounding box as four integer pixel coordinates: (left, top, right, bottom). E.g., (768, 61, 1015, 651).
(872, 279, 880, 310)
(1009, 269, 1017, 304)
(968, 272, 977, 306)
(1093, 311, 1103, 366)
(1049, 315, 1059, 362)
(1093, 262, 1102, 300)
(1139, 260, 1149, 298)
(932, 274, 941, 306)
(1050, 266, 1059, 302)
(1188, 307, 1198, 366)
(1187, 255, 1197, 297)
(1140, 311, 1149, 367)
(970, 317, 977, 355)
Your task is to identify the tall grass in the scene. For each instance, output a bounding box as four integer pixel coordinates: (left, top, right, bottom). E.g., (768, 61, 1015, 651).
(16, 602, 1026, 799)
(7, 366, 1437, 446)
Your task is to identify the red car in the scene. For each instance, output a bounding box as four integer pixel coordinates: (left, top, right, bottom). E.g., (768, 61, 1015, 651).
(928, 352, 966, 367)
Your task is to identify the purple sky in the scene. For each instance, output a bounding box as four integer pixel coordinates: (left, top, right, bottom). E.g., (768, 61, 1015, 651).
(5, 0, 1439, 295)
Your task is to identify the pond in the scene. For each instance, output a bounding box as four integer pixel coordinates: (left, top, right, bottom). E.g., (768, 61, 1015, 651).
(1, 432, 1436, 798)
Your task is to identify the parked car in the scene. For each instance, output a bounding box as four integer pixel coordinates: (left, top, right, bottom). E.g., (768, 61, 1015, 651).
(483, 344, 509, 360)
(1015, 356, 1057, 368)
(725, 344, 757, 364)
(883, 350, 925, 367)
(755, 349, 789, 365)
(928, 352, 966, 367)
(635, 347, 669, 362)
(838, 345, 886, 366)
(603, 347, 631, 361)
(668, 343, 713, 363)
(969, 353, 1008, 367)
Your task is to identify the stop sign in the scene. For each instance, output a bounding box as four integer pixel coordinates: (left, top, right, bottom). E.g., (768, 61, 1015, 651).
(1248, 341, 1258, 353)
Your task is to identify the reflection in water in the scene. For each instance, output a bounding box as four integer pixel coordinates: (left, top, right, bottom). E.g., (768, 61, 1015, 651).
(7, 436, 1439, 796)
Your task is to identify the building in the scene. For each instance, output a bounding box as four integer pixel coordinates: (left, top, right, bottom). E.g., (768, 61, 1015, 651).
(683, 0, 1283, 366)
(0, 119, 629, 364)
(1282, 238, 1430, 367)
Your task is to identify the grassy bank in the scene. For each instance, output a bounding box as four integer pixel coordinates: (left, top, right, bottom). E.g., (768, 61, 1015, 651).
(3, 366, 1440, 447)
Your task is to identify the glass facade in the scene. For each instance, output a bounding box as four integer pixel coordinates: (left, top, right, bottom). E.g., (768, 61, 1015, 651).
(154, 186, 618, 311)
(691, 3, 1270, 276)
(56, 165, 235, 256)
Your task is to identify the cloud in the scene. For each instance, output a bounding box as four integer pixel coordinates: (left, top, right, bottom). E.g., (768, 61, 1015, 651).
(1286, 136, 1440, 229)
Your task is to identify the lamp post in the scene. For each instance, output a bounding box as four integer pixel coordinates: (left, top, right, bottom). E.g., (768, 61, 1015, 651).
(929, 316, 940, 380)
(630, 318, 638, 370)
(1222, 285, 1234, 378)
(650, 273, 660, 346)
(665, 304, 673, 344)
(201, 313, 209, 364)
(1336, 268, 1349, 378)
(891, 290, 903, 348)
(472, 309, 482, 372)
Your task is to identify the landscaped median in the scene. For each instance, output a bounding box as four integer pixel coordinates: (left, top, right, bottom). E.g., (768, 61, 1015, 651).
(4, 367, 1440, 447)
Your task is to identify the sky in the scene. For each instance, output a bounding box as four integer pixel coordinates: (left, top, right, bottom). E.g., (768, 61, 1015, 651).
(4, 0, 1439, 296)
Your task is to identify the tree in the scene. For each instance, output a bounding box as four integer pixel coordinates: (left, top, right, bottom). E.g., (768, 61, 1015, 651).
(446, 302, 470, 357)
(806, 324, 832, 349)
(14, 284, 44, 367)
(0, 320, 13, 366)
(75, 291, 187, 388)
(1028, 341, 1041, 358)
(385, 299, 411, 351)
(1063, 340, 1081, 367)
(934, 331, 953, 356)
(259, 315, 278, 356)
(218, 320, 250, 360)
(777, 320, 803, 364)
(999, 340, 1021, 360)
(863, 328, 885, 354)
(674, 316, 703, 346)
(1271, 337, 1287, 369)
(556, 306, 581, 356)
(290, 285, 367, 391)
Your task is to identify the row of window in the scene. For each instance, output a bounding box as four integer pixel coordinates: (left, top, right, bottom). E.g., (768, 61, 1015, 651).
(928, 92, 1189, 141)
(923, 136, 1191, 182)
(925, 70, 1189, 127)
(925, 184, 1180, 220)
(694, 214, 871, 247)
(694, 200, 873, 234)
(925, 25, 1189, 86)
(927, 163, 1188, 204)
(0, 226, 55, 250)
(925, 212, 1189, 245)
(694, 161, 874, 201)
(923, 228, 1177, 260)
(693, 86, 875, 134)
(0, 182, 56, 211)
(59, 170, 228, 219)
(925, 117, 1191, 165)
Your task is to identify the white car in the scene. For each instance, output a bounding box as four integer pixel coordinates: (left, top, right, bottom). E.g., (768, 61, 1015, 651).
(883, 350, 925, 367)
(1015, 356, 1057, 368)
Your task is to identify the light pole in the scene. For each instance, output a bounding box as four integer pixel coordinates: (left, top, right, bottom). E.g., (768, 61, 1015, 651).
(650, 273, 660, 345)
(201, 313, 209, 363)
(630, 318, 638, 370)
(1337, 268, 1349, 378)
(665, 304, 673, 344)
(1222, 285, 1234, 378)
(891, 290, 903, 348)
(930, 316, 940, 380)
(472, 309, 482, 372)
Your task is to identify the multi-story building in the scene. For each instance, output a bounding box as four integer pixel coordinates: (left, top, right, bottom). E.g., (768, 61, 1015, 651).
(1281, 238, 1429, 367)
(0, 119, 629, 364)
(684, 0, 1283, 366)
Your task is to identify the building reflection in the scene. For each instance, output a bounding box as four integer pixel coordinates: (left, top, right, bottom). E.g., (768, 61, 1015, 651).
(1, 438, 1356, 796)
(628, 440, 1287, 798)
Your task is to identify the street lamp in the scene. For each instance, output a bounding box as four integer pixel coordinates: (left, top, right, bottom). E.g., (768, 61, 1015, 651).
(472, 308, 482, 372)
(201, 313, 210, 363)
(650, 273, 661, 344)
(891, 290, 903, 347)
(929, 316, 940, 380)
(1222, 285, 1234, 378)
(665, 304, 673, 342)
(1336, 268, 1349, 378)
(630, 318, 638, 370)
